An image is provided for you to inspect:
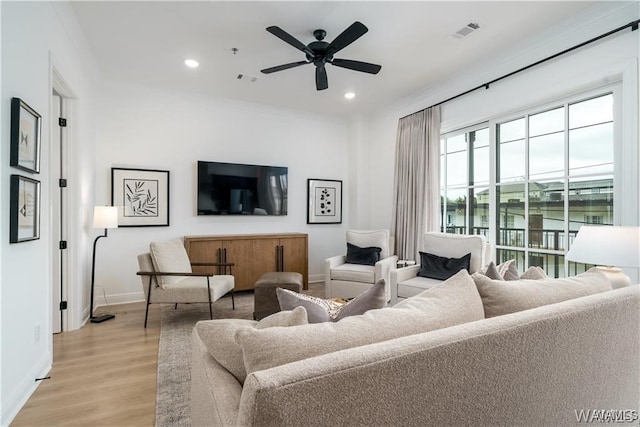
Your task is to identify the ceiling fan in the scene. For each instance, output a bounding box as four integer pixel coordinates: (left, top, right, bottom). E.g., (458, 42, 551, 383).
(260, 21, 382, 91)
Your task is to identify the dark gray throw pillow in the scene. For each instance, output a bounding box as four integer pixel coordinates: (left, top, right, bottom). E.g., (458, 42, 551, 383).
(345, 242, 382, 266)
(418, 251, 471, 280)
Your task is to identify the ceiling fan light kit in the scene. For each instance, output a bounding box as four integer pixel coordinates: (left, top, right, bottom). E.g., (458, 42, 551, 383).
(261, 21, 382, 91)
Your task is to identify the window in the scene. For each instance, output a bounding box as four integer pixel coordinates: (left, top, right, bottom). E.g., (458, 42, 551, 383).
(441, 89, 617, 278)
(440, 125, 489, 238)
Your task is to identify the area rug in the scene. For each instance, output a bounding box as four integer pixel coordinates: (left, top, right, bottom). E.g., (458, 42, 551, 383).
(155, 284, 323, 426)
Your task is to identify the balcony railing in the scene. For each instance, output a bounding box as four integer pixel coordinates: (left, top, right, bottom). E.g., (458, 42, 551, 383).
(443, 226, 578, 250)
(442, 226, 589, 278)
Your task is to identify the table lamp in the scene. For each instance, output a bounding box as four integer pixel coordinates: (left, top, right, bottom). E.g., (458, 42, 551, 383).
(90, 206, 119, 323)
(566, 225, 640, 288)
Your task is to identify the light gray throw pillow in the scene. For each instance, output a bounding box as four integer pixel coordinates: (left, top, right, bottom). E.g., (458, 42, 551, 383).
(480, 260, 520, 281)
(277, 279, 387, 323)
(473, 267, 612, 318)
(195, 306, 308, 383)
(236, 270, 484, 378)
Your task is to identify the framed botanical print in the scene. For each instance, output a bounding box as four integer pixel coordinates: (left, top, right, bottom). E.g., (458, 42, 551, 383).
(307, 178, 343, 224)
(111, 167, 170, 227)
(10, 98, 41, 173)
(10, 175, 40, 243)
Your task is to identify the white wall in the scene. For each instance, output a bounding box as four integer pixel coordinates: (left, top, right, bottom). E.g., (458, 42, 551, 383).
(366, 2, 639, 236)
(1, 1, 98, 424)
(92, 81, 351, 305)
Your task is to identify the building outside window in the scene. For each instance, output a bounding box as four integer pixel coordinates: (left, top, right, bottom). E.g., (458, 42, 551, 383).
(440, 89, 617, 278)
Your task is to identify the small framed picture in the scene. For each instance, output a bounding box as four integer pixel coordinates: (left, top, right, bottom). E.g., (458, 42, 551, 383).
(111, 167, 170, 227)
(10, 175, 41, 243)
(307, 179, 342, 224)
(10, 98, 41, 173)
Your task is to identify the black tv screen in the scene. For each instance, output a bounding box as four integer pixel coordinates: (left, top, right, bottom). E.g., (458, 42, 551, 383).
(197, 161, 288, 215)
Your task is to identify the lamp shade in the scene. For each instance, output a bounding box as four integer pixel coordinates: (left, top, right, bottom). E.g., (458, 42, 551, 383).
(566, 226, 640, 268)
(93, 206, 118, 229)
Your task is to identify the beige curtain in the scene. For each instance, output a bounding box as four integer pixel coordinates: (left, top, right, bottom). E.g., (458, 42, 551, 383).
(391, 106, 441, 261)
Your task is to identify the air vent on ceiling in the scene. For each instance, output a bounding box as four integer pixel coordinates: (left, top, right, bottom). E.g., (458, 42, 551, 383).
(237, 74, 258, 82)
(452, 22, 480, 39)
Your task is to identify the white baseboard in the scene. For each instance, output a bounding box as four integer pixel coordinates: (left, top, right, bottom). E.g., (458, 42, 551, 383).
(309, 274, 324, 284)
(93, 289, 145, 309)
(2, 352, 51, 426)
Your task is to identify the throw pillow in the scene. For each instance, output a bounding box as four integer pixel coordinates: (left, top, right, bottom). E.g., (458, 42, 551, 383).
(345, 242, 382, 266)
(479, 260, 520, 281)
(277, 279, 387, 323)
(195, 306, 308, 384)
(417, 251, 471, 280)
(235, 270, 484, 378)
(520, 266, 548, 280)
(472, 268, 613, 318)
(149, 238, 192, 288)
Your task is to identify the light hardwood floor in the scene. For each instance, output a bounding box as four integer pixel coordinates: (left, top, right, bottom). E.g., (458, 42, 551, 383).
(12, 303, 161, 427)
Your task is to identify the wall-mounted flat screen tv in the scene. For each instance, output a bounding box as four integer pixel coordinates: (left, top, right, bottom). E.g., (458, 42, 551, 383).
(197, 161, 288, 215)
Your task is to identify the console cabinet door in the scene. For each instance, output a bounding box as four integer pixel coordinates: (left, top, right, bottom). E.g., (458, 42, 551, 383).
(280, 236, 308, 288)
(221, 239, 254, 291)
(251, 238, 281, 286)
(186, 239, 222, 275)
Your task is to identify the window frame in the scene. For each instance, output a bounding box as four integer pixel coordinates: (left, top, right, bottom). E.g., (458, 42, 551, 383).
(440, 83, 622, 277)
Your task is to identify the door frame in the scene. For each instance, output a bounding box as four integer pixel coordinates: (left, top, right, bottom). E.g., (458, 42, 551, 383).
(51, 65, 77, 332)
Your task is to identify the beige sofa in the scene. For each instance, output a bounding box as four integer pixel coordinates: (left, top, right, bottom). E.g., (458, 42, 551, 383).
(191, 270, 639, 426)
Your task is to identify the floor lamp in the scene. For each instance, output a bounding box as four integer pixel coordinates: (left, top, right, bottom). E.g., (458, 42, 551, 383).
(90, 206, 119, 323)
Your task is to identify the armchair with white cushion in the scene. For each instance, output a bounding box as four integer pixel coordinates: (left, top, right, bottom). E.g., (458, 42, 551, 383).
(390, 232, 491, 305)
(136, 238, 235, 327)
(325, 229, 398, 302)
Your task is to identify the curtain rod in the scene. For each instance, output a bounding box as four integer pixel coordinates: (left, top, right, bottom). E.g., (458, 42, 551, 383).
(400, 19, 639, 121)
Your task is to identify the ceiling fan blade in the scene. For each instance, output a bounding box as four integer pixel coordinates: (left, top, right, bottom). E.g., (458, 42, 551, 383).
(316, 65, 328, 90)
(326, 21, 368, 55)
(261, 61, 309, 74)
(266, 26, 314, 57)
(331, 58, 381, 74)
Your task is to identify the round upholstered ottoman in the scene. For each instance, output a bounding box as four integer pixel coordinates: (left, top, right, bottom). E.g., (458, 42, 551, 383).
(254, 272, 304, 320)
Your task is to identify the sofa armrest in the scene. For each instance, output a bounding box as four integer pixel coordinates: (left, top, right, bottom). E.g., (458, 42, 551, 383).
(392, 264, 421, 283)
(389, 265, 421, 305)
(375, 255, 399, 302)
(325, 255, 347, 269)
(374, 256, 399, 280)
(324, 255, 346, 288)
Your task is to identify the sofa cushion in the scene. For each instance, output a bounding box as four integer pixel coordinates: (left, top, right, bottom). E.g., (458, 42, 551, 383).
(417, 251, 471, 280)
(345, 242, 382, 266)
(330, 263, 375, 283)
(277, 279, 387, 323)
(195, 306, 308, 383)
(235, 270, 484, 378)
(472, 268, 613, 318)
(397, 276, 442, 299)
(149, 238, 192, 288)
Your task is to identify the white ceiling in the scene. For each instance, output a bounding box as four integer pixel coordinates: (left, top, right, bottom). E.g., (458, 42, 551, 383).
(70, 1, 598, 117)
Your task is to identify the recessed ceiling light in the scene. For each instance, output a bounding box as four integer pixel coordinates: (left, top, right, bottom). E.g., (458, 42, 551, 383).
(344, 92, 356, 100)
(184, 59, 199, 68)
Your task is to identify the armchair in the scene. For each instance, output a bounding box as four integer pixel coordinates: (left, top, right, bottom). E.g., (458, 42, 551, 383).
(325, 229, 398, 301)
(390, 232, 491, 305)
(136, 238, 235, 327)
